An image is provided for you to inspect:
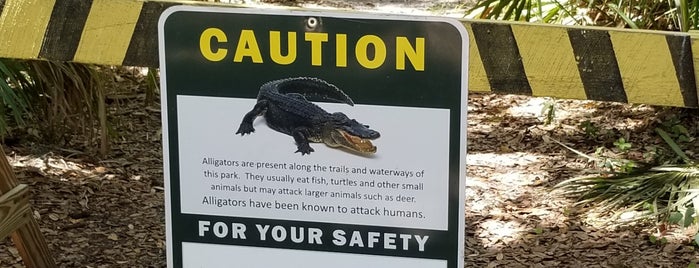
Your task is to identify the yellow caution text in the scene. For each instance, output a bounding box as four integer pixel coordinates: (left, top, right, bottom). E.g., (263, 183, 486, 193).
(199, 28, 425, 71)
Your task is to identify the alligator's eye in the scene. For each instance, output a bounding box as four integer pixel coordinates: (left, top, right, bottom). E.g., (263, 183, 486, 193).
(333, 112, 349, 119)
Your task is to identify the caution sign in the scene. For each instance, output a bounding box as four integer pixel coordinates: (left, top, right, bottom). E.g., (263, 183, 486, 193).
(159, 6, 468, 268)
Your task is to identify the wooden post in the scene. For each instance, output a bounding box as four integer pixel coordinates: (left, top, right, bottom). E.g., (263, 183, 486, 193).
(0, 184, 31, 240)
(0, 146, 56, 268)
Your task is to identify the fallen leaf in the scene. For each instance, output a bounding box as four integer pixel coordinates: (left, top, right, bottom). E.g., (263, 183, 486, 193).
(107, 233, 119, 241)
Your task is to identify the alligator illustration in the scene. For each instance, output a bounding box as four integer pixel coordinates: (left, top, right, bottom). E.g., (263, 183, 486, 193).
(236, 77, 380, 155)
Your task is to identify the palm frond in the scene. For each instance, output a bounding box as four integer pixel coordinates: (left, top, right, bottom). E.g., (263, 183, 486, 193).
(555, 163, 699, 222)
(0, 59, 110, 154)
(656, 128, 693, 164)
(0, 59, 34, 136)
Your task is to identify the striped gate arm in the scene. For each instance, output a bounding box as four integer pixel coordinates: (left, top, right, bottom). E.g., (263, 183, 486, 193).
(466, 21, 699, 108)
(0, 0, 181, 66)
(0, 0, 696, 107)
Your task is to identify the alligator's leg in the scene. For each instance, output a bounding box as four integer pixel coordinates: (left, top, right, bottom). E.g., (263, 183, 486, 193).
(291, 127, 314, 155)
(236, 100, 268, 135)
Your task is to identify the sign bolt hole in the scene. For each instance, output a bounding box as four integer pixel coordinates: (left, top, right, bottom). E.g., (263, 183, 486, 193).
(307, 17, 318, 29)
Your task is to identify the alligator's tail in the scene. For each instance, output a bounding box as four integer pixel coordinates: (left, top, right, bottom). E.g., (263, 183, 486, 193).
(259, 77, 355, 106)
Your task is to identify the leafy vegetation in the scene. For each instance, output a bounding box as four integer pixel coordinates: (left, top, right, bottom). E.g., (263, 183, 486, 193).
(613, 137, 632, 152)
(0, 59, 109, 155)
(553, 125, 699, 242)
(540, 98, 557, 125)
(466, 0, 699, 31)
(0, 59, 33, 138)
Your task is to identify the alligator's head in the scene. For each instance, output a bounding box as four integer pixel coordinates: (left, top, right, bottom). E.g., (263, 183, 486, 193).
(321, 112, 380, 154)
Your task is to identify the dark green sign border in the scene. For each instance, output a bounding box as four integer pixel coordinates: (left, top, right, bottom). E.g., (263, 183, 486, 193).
(159, 6, 468, 268)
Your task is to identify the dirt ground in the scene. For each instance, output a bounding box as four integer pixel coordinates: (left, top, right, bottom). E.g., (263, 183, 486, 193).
(466, 95, 699, 267)
(0, 67, 167, 267)
(2, 1, 699, 267)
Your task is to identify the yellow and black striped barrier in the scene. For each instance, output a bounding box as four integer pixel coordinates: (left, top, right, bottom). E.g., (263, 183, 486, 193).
(0, 0, 180, 67)
(466, 22, 699, 108)
(0, 0, 696, 107)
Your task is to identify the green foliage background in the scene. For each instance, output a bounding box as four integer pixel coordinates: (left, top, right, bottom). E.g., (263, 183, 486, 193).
(466, 0, 699, 31)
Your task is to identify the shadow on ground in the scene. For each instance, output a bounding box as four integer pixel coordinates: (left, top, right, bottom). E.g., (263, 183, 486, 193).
(465, 93, 699, 267)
